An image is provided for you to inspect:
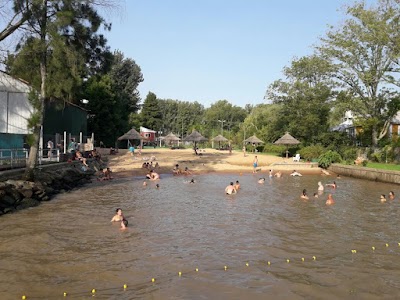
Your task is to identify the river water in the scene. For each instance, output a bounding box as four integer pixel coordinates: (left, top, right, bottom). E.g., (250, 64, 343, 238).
(0, 173, 400, 299)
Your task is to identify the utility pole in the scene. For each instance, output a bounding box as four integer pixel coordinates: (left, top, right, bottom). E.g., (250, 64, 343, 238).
(217, 119, 226, 135)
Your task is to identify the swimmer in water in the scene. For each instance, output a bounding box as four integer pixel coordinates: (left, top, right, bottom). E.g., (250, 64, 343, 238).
(389, 191, 395, 200)
(143, 181, 147, 186)
(301, 189, 309, 200)
(258, 178, 266, 184)
(318, 181, 324, 192)
(146, 169, 160, 180)
(225, 182, 237, 195)
(269, 169, 273, 178)
(190, 178, 195, 184)
(326, 181, 337, 189)
(290, 170, 302, 177)
(111, 208, 124, 222)
(156, 184, 160, 189)
(313, 192, 319, 198)
(234, 180, 240, 190)
(120, 219, 128, 230)
(326, 194, 335, 205)
(380, 194, 387, 203)
(274, 171, 282, 178)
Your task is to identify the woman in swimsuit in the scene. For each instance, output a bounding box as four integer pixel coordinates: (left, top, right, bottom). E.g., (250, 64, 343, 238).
(111, 208, 124, 222)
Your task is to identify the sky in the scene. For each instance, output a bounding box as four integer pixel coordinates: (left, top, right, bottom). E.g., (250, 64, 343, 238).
(105, 0, 362, 108)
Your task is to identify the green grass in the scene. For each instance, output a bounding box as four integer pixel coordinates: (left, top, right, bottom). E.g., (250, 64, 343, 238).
(365, 162, 400, 171)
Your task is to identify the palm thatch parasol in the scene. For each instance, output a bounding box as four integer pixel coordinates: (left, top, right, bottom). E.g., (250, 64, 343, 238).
(163, 132, 181, 146)
(274, 132, 301, 158)
(212, 134, 228, 149)
(244, 135, 264, 144)
(117, 128, 144, 148)
(183, 130, 208, 150)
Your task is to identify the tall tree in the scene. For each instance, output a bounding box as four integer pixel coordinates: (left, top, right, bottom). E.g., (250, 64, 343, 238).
(317, 0, 400, 147)
(0, 0, 31, 42)
(141, 92, 162, 131)
(5, 0, 112, 179)
(267, 55, 334, 144)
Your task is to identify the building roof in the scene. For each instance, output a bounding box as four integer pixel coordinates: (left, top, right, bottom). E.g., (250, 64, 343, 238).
(140, 126, 156, 133)
(0, 71, 31, 93)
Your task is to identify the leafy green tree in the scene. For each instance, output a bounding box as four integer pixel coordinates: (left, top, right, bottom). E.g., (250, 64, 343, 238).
(203, 100, 247, 139)
(267, 55, 333, 144)
(318, 0, 400, 147)
(5, 0, 112, 179)
(141, 92, 162, 131)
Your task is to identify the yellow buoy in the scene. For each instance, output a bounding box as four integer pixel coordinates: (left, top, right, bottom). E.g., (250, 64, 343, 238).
(386, 243, 389, 247)
(151, 278, 155, 283)
(398, 242, 400, 246)
(267, 261, 271, 266)
(301, 257, 305, 262)
(22, 296, 26, 300)
(224, 266, 227, 271)
(178, 271, 182, 277)
(91, 289, 96, 294)
(351, 250, 357, 254)
(372, 246, 375, 251)
(63, 292, 67, 297)
(286, 259, 290, 263)
(195, 268, 199, 272)
(245, 262, 249, 267)
(123, 284, 127, 289)
(312, 256, 316, 261)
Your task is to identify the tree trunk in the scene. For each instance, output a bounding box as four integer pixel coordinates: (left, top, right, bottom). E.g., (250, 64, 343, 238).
(24, 0, 47, 181)
(372, 124, 378, 149)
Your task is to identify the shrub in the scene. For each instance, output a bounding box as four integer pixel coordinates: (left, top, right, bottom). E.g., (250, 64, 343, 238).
(298, 145, 325, 161)
(340, 147, 358, 162)
(263, 143, 286, 154)
(318, 150, 342, 169)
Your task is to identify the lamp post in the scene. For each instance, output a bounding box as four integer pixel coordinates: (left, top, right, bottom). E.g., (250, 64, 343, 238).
(217, 119, 226, 135)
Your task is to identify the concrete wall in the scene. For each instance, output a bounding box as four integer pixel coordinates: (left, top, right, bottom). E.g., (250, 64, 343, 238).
(329, 164, 400, 184)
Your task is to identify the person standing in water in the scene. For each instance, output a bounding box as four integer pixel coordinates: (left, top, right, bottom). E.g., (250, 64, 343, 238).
(253, 156, 258, 173)
(326, 194, 335, 205)
(111, 208, 124, 222)
(225, 182, 237, 195)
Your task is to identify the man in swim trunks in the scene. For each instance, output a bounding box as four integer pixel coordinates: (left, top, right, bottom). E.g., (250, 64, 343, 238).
(225, 182, 237, 195)
(253, 156, 258, 173)
(234, 180, 240, 190)
(318, 181, 324, 191)
(389, 191, 395, 200)
(111, 208, 124, 222)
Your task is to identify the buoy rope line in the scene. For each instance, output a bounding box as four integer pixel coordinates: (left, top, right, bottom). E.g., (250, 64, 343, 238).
(19, 242, 400, 299)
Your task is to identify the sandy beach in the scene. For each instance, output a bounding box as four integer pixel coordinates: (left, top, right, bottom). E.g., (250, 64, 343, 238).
(104, 148, 323, 178)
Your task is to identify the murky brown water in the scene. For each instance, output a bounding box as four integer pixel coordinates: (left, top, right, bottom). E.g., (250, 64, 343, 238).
(1, 173, 400, 299)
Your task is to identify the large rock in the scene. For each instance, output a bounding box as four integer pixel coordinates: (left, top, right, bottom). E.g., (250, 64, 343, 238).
(16, 198, 40, 210)
(0, 194, 18, 208)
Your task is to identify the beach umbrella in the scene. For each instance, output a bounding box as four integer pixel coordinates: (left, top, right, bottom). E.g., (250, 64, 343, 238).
(244, 135, 264, 144)
(183, 130, 208, 149)
(117, 128, 144, 148)
(212, 134, 228, 149)
(163, 132, 181, 146)
(274, 132, 301, 158)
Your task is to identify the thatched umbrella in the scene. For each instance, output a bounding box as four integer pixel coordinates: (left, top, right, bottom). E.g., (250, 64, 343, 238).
(212, 134, 228, 149)
(183, 130, 208, 150)
(164, 132, 181, 146)
(274, 132, 301, 158)
(244, 135, 264, 144)
(117, 128, 144, 148)
(244, 135, 264, 153)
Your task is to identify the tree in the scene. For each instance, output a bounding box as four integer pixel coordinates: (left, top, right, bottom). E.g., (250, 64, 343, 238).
(0, 0, 31, 42)
(5, 0, 112, 179)
(140, 92, 162, 131)
(267, 55, 334, 144)
(317, 0, 400, 147)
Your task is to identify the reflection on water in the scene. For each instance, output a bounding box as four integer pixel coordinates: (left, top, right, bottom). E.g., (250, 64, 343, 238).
(0, 173, 400, 299)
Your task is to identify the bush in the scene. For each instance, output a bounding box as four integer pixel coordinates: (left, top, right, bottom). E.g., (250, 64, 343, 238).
(298, 145, 325, 161)
(263, 143, 286, 154)
(340, 147, 358, 162)
(318, 150, 342, 169)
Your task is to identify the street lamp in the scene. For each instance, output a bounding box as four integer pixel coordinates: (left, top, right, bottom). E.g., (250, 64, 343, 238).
(217, 119, 226, 135)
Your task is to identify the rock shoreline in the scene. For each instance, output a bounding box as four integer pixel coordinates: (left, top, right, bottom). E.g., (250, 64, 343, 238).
(0, 160, 103, 216)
